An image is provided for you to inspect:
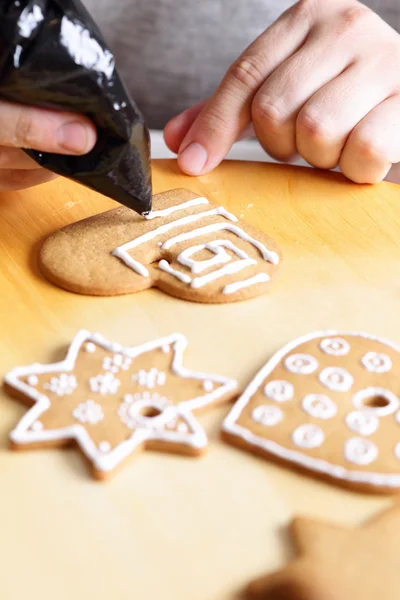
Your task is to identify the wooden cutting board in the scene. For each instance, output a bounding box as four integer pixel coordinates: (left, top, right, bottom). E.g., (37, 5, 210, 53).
(0, 159, 399, 600)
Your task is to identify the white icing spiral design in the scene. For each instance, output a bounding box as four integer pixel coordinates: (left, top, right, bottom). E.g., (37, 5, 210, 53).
(302, 394, 337, 420)
(292, 424, 325, 449)
(319, 367, 353, 392)
(345, 410, 379, 436)
(320, 337, 350, 356)
(344, 437, 378, 465)
(251, 405, 283, 427)
(352, 387, 399, 417)
(361, 352, 392, 373)
(285, 354, 319, 375)
(264, 380, 294, 403)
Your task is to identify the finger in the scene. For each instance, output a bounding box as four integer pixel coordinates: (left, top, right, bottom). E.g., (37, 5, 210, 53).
(251, 23, 352, 161)
(296, 61, 392, 169)
(164, 100, 207, 154)
(0, 99, 97, 155)
(177, 4, 311, 175)
(0, 147, 41, 169)
(0, 168, 57, 191)
(340, 94, 400, 183)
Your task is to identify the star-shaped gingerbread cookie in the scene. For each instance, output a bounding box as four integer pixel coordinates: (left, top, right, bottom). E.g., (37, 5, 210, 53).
(4, 330, 237, 479)
(248, 504, 400, 600)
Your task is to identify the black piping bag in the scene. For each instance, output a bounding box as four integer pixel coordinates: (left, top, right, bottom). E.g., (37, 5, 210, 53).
(0, 0, 152, 215)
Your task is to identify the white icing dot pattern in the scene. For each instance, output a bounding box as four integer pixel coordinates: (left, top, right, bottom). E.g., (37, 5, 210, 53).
(44, 374, 77, 396)
(89, 372, 120, 395)
(320, 337, 350, 356)
(345, 410, 379, 437)
(292, 424, 325, 449)
(103, 354, 132, 374)
(99, 441, 111, 453)
(285, 354, 319, 375)
(252, 405, 283, 427)
(73, 400, 104, 425)
(27, 375, 39, 386)
(361, 352, 392, 373)
(264, 380, 294, 403)
(319, 367, 353, 392)
(177, 422, 189, 434)
(302, 394, 338, 420)
(344, 437, 378, 465)
(84, 342, 96, 353)
(132, 368, 166, 389)
(203, 380, 214, 392)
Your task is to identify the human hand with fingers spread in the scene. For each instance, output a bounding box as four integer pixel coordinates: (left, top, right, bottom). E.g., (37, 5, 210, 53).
(0, 99, 96, 191)
(164, 0, 400, 184)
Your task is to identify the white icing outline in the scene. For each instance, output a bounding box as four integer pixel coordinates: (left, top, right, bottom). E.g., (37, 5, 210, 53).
(144, 197, 209, 220)
(223, 330, 400, 489)
(352, 387, 400, 417)
(223, 272, 270, 295)
(112, 196, 279, 296)
(6, 330, 238, 474)
(319, 367, 353, 392)
(112, 205, 238, 277)
(178, 240, 248, 274)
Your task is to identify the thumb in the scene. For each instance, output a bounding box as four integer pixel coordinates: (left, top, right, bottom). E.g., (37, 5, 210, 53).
(0, 98, 97, 155)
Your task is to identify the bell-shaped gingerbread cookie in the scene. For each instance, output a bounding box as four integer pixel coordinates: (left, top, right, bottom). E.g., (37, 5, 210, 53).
(40, 189, 281, 303)
(223, 331, 400, 493)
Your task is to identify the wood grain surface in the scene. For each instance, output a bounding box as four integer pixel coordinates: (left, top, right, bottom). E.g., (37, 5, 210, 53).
(0, 159, 399, 600)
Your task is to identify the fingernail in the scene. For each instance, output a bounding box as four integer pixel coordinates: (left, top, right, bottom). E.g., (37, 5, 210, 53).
(57, 121, 96, 154)
(178, 142, 208, 175)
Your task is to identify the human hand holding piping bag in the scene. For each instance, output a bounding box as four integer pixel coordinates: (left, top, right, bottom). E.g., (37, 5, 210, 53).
(0, 99, 96, 191)
(164, 0, 400, 184)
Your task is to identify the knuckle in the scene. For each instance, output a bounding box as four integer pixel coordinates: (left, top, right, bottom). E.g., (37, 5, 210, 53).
(251, 98, 287, 129)
(14, 110, 38, 148)
(352, 131, 388, 163)
(228, 56, 265, 90)
(201, 109, 233, 136)
(335, 5, 372, 36)
(297, 108, 333, 141)
(290, 0, 317, 21)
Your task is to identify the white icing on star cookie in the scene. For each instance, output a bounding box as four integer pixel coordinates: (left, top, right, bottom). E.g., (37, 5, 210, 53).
(6, 330, 238, 478)
(132, 368, 166, 388)
(73, 400, 104, 425)
(44, 374, 77, 396)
